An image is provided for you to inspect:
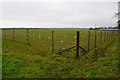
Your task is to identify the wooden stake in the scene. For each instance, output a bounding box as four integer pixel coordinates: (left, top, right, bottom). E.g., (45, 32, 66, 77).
(104, 32, 106, 42)
(107, 32, 108, 40)
(52, 30, 54, 51)
(88, 31, 90, 50)
(94, 31, 96, 48)
(100, 31, 102, 45)
(13, 29, 15, 40)
(4, 29, 6, 39)
(27, 29, 29, 44)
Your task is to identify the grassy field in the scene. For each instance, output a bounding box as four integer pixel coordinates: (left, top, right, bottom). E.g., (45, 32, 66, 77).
(2, 29, 115, 53)
(2, 29, 119, 78)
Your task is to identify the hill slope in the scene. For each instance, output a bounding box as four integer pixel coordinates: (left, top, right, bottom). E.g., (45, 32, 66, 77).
(2, 36, 119, 78)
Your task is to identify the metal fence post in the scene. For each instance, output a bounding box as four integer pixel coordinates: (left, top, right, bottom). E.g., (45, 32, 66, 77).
(76, 31, 79, 58)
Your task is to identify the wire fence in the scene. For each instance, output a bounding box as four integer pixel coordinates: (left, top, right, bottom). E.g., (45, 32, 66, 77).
(2, 29, 117, 54)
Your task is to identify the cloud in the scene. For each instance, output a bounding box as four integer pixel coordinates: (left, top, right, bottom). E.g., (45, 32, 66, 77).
(0, 0, 119, 2)
(0, 2, 118, 28)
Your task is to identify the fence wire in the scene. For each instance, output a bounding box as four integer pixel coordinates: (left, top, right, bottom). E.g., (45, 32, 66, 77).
(2, 29, 116, 54)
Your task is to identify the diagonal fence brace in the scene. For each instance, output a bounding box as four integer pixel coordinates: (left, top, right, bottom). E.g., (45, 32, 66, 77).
(57, 45, 76, 54)
(79, 46, 87, 53)
(56, 45, 87, 54)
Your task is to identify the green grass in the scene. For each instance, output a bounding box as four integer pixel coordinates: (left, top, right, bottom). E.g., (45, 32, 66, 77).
(2, 29, 119, 78)
(2, 29, 116, 53)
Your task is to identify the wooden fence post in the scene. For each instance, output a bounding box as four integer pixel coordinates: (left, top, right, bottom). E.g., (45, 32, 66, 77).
(111, 31, 112, 37)
(52, 30, 54, 51)
(113, 31, 114, 36)
(76, 31, 79, 58)
(4, 29, 6, 39)
(100, 31, 102, 45)
(110, 31, 111, 39)
(110, 31, 111, 37)
(94, 31, 96, 48)
(112, 31, 113, 37)
(88, 31, 90, 50)
(107, 32, 108, 40)
(13, 29, 15, 40)
(104, 31, 106, 43)
(27, 29, 29, 44)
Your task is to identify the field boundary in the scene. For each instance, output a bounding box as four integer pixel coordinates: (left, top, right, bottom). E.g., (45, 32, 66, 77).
(2, 29, 117, 58)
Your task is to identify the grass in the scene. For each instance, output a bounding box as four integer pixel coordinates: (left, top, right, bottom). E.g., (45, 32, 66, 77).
(2, 29, 119, 78)
(2, 29, 116, 53)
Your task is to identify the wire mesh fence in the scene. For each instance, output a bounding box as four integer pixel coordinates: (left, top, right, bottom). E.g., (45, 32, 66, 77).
(2, 29, 117, 54)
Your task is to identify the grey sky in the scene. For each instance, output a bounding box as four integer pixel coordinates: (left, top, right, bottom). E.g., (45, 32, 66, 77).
(0, 0, 118, 28)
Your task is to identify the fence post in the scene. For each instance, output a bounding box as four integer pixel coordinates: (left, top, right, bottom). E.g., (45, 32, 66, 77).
(13, 29, 15, 40)
(76, 31, 79, 58)
(27, 29, 29, 44)
(88, 31, 90, 50)
(100, 31, 102, 45)
(113, 31, 114, 36)
(94, 31, 96, 48)
(110, 31, 112, 38)
(107, 32, 108, 40)
(110, 31, 111, 39)
(108, 32, 109, 40)
(111, 31, 112, 37)
(4, 29, 6, 39)
(104, 31, 106, 43)
(52, 30, 54, 51)
(112, 32, 114, 37)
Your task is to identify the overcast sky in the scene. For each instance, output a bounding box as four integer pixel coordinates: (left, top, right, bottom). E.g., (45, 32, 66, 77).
(0, 0, 119, 28)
